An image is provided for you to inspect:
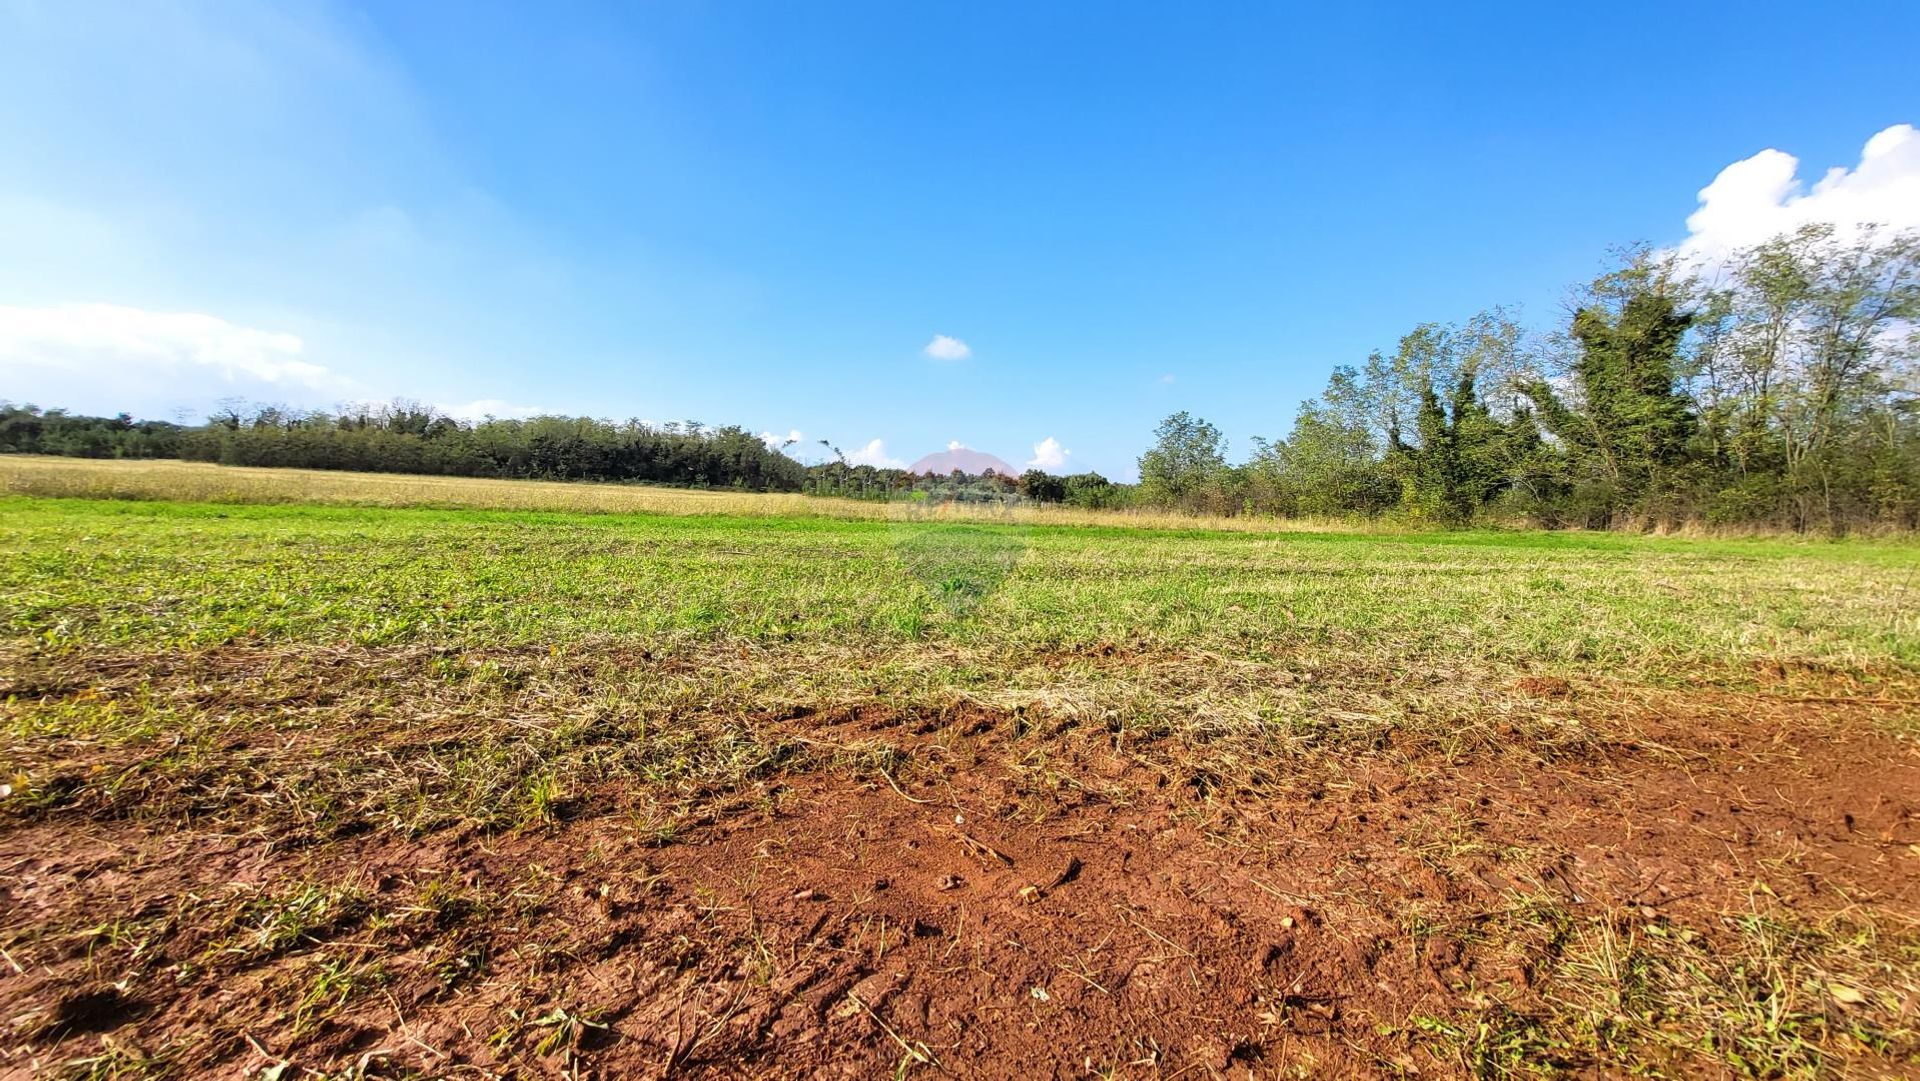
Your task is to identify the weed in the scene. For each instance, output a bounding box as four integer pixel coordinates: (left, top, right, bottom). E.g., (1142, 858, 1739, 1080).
(215, 883, 367, 962)
(291, 956, 388, 1036)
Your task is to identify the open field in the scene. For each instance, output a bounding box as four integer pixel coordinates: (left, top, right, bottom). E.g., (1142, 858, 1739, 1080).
(0, 456, 1368, 534)
(3, 467, 1919, 1078)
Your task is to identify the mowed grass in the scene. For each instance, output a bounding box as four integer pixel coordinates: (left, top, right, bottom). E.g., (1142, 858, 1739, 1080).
(3, 466, 1920, 1079)
(2, 493, 1915, 677)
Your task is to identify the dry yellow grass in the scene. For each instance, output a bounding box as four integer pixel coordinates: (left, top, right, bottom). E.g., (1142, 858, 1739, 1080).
(0, 454, 837, 518)
(0, 454, 1376, 533)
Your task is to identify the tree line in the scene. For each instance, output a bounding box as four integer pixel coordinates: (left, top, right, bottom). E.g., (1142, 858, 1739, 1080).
(0, 398, 1141, 508)
(0, 407, 186, 460)
(1, 401, 807, 491)
(6, 222, 1915, 531)
(1127, 224, 1920, 532)
(796, 441, 1125, 510)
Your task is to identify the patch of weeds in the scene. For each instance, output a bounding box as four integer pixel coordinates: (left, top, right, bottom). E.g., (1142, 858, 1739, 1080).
(50, 1036, 176, 1080)
(1414, 901, 1920, 1078)
(4, 769, 86, 813)
(213, 881, 368, 963)
(432, 939, 490, 990)
(531, 1004, 609, 1057)
(629, 797, 697, 846)
(71, 915, 169, 974)
(485, 1000, 608, 1068)
(515, 768, 566, 828)
(1404, 1008, 1577, 1078)
(1653, 911, 1918, 1078)
(412, 873, 483, 928)
(291, 956, 390, 1037)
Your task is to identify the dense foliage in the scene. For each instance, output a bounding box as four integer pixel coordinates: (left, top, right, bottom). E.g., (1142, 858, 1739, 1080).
(1137, 225, 1920, 532)
(797, 460, 1123, 509)
(2, 402, 806, 491)
(0, 406, 186, 459)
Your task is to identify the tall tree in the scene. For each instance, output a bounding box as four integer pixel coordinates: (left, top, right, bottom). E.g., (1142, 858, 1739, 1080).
(1526, 251, 1697, 526)
(1707, 225, 1920, 529)
(1377, 317, 1526, 524)
(1138, 411, 1227, 511)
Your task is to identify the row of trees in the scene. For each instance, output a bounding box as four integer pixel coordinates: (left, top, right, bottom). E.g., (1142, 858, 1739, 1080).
(2, 401, 809, 491)
(196, 405, 812, 490)
(791, 459, 1126, 509)
(1134, 224, 1920, 532)
(1, 398, 1140, 505)
(0, 406, 186, 459)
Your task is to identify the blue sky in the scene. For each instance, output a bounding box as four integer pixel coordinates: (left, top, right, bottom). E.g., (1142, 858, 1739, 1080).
(2, 1, 1917, 479)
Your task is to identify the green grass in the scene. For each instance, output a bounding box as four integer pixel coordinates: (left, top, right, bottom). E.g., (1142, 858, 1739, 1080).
(4, 487, 1918, 1079)
(5, 491, 1912, 868)
(2, 495, 1914, 676)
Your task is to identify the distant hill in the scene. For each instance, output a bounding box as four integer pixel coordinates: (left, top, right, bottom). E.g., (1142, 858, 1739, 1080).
(908, 447, 1018, 476)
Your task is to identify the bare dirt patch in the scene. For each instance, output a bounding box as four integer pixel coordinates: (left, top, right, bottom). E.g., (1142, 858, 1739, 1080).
(3, 651, 1918, 1078)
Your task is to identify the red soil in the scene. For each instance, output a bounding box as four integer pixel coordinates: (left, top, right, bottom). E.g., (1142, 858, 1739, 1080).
(4, 691, 1918, 1078)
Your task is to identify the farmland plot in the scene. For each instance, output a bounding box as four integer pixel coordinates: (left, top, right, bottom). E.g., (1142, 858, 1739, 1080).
(2, 485, 1917, 1078)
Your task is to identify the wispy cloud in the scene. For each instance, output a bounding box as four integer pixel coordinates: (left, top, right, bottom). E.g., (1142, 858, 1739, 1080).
(758, 428, 805, 450)
(0, 304, 581, 426)
(923, 334, 972, 361)
(0, 303, 342, 390)
(1678, 123, 1920, 266)
(1027, 436, 1070, 470)
(847, 438, 907, 468)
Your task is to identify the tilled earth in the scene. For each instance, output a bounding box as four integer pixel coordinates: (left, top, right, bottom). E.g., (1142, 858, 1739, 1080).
(3, 651, 1919, 1079)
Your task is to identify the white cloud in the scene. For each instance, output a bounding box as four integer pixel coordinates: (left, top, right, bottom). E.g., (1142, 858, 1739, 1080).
(1027, 436, 1070, 470)
(923, 334, 972, 361)
(847, 438, 907, 469)
(947, 439, 969, 451)
(1678, 123, 1920, 266)
(758, 428, 804, 450)
(438, 399, 551, 422)
(1159, 373, 1176, 384)
(0, 303, 341, 389)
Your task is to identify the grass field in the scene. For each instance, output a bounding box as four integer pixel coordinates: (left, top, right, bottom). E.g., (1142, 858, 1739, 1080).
(1, 454, 1364, 532)
(3, 461, 1919, 1078)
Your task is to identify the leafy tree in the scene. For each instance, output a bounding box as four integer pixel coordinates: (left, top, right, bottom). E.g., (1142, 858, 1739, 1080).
(1245, 402, 1396, 517)
(1701, 225, 1920, 530)
(1525, 251, 1696, 526)
(1374, 317, 1529, 524)
(1062, 472, 1122, 509)
(1018, 469, 1066, 503)
(1138, 411, 1227, 511)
